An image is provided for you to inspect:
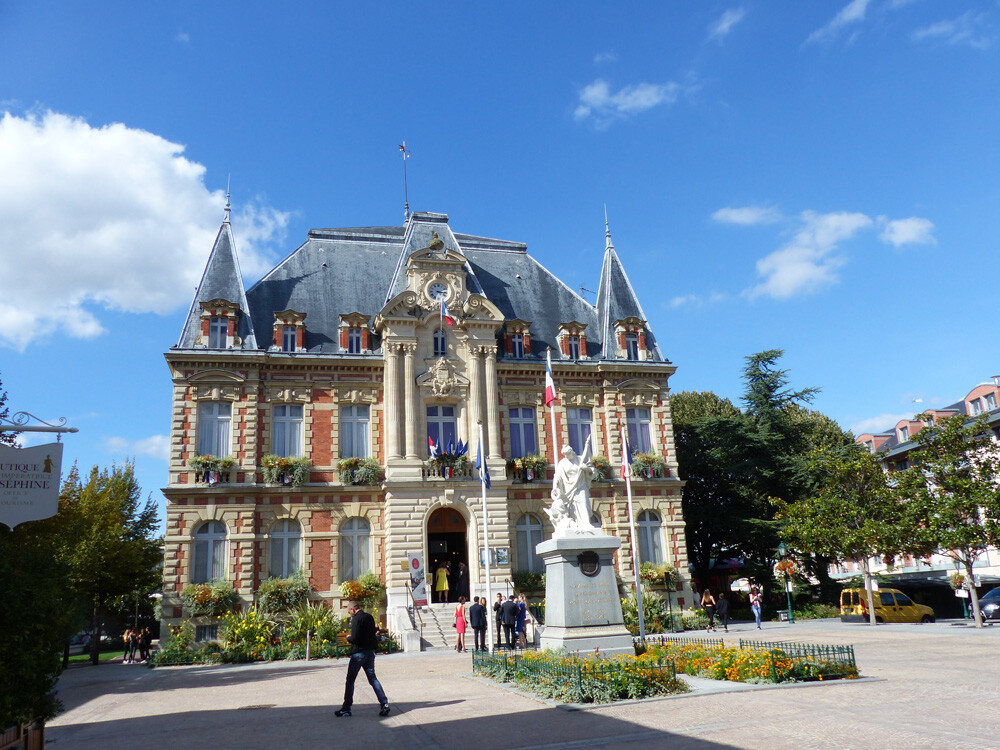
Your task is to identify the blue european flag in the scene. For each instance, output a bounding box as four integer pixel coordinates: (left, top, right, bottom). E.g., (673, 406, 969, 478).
(476, 442, 491, 489)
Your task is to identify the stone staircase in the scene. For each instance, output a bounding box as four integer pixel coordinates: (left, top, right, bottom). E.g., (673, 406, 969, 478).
(414, 603, 460, 651)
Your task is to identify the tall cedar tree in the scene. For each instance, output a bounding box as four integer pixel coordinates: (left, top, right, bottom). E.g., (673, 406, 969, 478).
(896, 414, 1000, 627)
(776, 445, 910, 625)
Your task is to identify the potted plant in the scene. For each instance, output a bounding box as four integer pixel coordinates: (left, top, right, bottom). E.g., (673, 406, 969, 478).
(511, 454, 547, 481)
(590, 455, 611, 480)
(262, 455, 313, 486)
(630, 452, 667, 479)
(338, 457, 384, 486)
(187, 455, 236, 484)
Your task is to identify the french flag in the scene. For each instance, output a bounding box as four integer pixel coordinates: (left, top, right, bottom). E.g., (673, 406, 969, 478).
(427, 435, 438, 458)
(544, 349, 556, 407)
(620, 428, 634, 480)
(441, 299, 454, 326)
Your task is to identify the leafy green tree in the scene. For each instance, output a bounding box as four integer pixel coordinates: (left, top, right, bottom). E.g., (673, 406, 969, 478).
(0, 371, 17, 446)
(896, 414, 1000, 627)
(41, 462, 163, 662)
(776, 446, 910, 624)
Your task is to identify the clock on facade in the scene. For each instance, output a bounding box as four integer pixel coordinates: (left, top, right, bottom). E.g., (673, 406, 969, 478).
(428, 282, 449, 301)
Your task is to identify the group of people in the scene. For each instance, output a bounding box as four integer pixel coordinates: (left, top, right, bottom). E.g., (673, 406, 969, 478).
(432, 560, 470, 603)
(451, 593, 529, 651)
(699, 585, 764, 632)
(122, 628, 152, 663)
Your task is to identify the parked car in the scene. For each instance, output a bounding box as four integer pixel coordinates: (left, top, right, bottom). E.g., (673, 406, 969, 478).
(979, 587, 1000, 621)
(840, 588, 935, 623)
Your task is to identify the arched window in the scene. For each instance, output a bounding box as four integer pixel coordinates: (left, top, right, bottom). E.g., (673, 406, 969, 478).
(636, 510, 663, 565)
(515, 513, 545, 574)
(433, 328, 447, 357)
(192, 521, 227, 583)
(269, 519, 301, 578)
(340, 517, 371, 582)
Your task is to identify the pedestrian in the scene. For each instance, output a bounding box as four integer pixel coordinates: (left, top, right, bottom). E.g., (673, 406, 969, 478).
(456, 562, 469, 600)
(468, 596, 488, 651)
(454, 596, 468, 652)
(501, 594, 518, 649)
(516, 593, 528, 649)
(139, 628, 151, 662)
(701, 589, 717, 632)
(493, 593, 504, 648)
(750, 585, 763, 629)
(717, 592, 730, 632)
(122, 629, 133, 663)
(335, 600, 391, 718)
(434, 563, 449, 604)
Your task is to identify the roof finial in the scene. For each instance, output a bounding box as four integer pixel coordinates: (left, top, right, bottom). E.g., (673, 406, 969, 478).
(399, 142, 410, 222)
(604, 204, 614, 251)
(224, 174, 232, 224)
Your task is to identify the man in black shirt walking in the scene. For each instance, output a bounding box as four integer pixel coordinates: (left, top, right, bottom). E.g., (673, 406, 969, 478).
(335, 601, 390, 717)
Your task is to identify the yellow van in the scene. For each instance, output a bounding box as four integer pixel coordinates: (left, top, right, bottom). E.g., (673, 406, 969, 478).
(840, 588, 935, 623)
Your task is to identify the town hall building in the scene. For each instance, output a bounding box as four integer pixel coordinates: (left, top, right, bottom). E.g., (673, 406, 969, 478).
(160, 206, 690, 637)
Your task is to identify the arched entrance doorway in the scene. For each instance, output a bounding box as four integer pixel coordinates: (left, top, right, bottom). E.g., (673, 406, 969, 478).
(427, 507, 468, 603)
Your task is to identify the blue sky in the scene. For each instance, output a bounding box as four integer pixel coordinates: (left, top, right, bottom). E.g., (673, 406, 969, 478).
(1, 1, 998, 528)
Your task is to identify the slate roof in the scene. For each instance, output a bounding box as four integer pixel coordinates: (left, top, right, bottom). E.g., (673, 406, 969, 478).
(176, 220, 257, 349)
(175, 212, 666, 362)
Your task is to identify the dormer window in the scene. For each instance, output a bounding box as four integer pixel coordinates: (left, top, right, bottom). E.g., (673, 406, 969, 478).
(273, 310, 306, 353)
(511, 333, 525, 358)
(348, 328, 362, 354)
(898, 426, 909, 442)
(970, 399, 983, 416)
(558, 322, 587, 360)
(504, 319, 532, 359)
(567, 335, 580, 360)
(209, 317, 228, 349)
(625, 333, 639, 361)
(433, 328, 447, 357)
(339, 312, 371, 354)
(985, 393, 997, 410)
(614, 317, 648, 361)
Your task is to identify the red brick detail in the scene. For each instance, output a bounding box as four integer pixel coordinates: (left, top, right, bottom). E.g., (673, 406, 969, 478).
(361, 329, 371, 351)
(309, 539, 333, 592)
(310, 510, 332, 533)
(273, 325, 282, 348)
(578, 334, 587, 354)
(340, 328, 349, 349)
(617, 332, 626, 350)
(201, 318, 210, 337)
(227, 318, 236, 337)
(297, 327, 305, 349)
(559, 336, 570, 356)
(504, 333, 513, 355)
(522, 331, 531, 353)
(638, 332, 647, 352)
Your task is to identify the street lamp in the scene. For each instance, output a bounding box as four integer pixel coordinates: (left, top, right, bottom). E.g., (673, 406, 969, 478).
(776, 542, 794, 624)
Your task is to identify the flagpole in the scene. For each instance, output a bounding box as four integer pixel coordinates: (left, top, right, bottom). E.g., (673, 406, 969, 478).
(622, 424, 646, 640)
(478, 420, 494, 650)
(547, 348, 558, 467)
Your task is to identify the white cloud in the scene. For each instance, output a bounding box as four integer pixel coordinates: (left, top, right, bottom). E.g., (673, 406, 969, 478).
(712, 205, 783, 225)
(593, 51, 617, 64)
(848, 412, 914, 435)
(912, 12, 992, 50)
(574, 79, 679, 127)
(746, 211, 873, 299)
(670, 292, 727, 308)
(806, 0, 871, 44)
(103, 434, 170, 461)
(708, 8, 746, 41)
(175, 31, 191, 45)
(0, 111, 289, 350)
(878, 216, 935, 247)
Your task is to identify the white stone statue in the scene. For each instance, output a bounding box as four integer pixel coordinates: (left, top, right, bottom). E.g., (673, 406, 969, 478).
(545, 437, 600, 537)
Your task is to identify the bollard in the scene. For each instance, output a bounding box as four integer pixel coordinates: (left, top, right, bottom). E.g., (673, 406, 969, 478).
(306, 630, 311, 661)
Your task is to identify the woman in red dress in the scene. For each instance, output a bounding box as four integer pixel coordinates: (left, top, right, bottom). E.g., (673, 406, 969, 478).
(454, 596, 467, 652)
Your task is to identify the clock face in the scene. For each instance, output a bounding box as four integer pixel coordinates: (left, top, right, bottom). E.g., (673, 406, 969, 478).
(428, 283, 449, 301)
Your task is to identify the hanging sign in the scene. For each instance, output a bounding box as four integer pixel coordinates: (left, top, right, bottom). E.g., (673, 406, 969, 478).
(408, 552, 428, 607)
(0, 443, 63, 529)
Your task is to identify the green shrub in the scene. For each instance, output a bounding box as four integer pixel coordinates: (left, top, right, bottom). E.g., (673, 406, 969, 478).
(338, 457, 384, 485)
(512, 569, 544, 592)
(793, 603, 840, 620)
(257, 572, 312, 614)
(261, 455, 313, 486)
(281, 602, 348, 647)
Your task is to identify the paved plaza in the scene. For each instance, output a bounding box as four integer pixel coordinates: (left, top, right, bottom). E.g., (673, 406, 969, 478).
(47, 619, 999, 749)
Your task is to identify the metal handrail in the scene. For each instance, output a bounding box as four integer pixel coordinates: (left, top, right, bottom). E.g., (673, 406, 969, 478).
(404, 583, 424, 631)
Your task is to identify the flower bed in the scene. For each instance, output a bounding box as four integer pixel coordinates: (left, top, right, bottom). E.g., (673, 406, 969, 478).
(472, 649, 688, 703)
(644, 639, 859, 683)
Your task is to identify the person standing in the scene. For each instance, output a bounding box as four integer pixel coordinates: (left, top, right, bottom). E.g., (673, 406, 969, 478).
(434, 563, 450, 604)
(454, 596, 468, 652)
(701, 589, 717, 632)
(468, 596, 487, 651)
(516, 594, 528, 649)
(335, 601, 390, 718)
(501, 595, 518, 649)
(122, 629, 133, 663)
(493, 593, 504, 648)
(716, 592, 730, 633)
(456, 562, 470, 601)
(750, 585, 763, 630)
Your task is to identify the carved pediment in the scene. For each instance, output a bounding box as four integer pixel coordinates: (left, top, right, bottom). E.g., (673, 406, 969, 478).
(265, 385, 312, 403)
(617, 379, 664, 407)
(334, 387, 379, 405)
(417, 357, 470, 399)
(200, 299, 240, 315)
(191, 384, 240, 401)
(187, 369, 246, 384)
(500, 389, 543, 407)
(463, 294, 504, 323)
(376, 291, 421, 326)
(561, 389, 599, 407)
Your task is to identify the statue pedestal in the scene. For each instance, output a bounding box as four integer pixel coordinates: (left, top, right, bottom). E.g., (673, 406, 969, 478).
(535, 535, 634, 655)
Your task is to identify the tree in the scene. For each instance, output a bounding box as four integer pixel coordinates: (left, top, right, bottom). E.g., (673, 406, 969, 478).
(40, 462, 162, 662)
(0, 370, 17, 445)
(896, 414, 1000, 627)
(776, 445, 910, 625)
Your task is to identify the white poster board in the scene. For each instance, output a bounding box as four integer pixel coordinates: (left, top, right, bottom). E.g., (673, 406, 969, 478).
(0, 443, 63, 529)
(408, 552, 428, 607)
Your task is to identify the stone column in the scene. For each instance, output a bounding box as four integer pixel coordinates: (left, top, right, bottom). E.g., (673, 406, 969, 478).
(484, 346, 501, 459)
(403, 343, 418, 459)
(384, 342, 402, 459)
(468, 345, 484, 445)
